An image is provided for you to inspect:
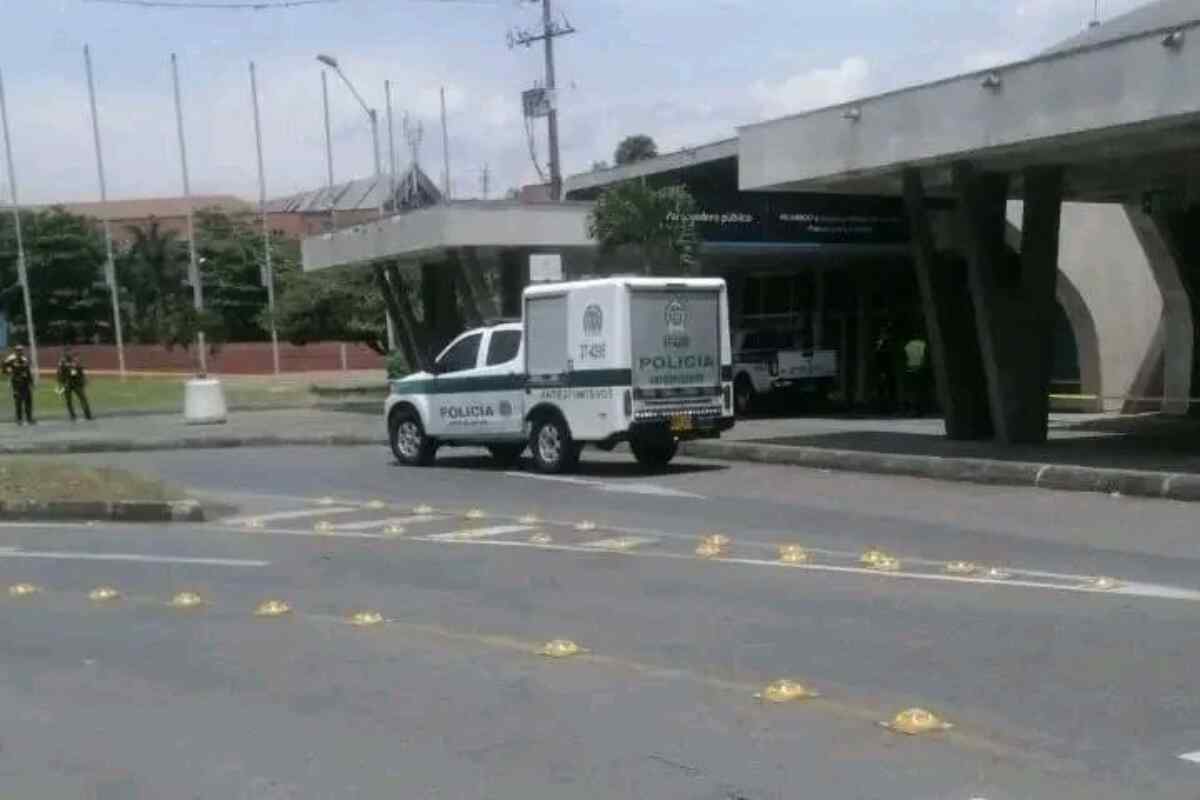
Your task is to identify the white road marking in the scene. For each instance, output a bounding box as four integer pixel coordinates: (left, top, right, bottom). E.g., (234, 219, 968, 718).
(1178, 751, 1200, 764)
(581, 536, 659, 551)
(0, 548, 268, 567)
(224, 526, 390, 540)
(428, 525, 534, 542)
(505, 472, 704, 499)
(332, 515, 442, 531)
(220, 507, 358, 525)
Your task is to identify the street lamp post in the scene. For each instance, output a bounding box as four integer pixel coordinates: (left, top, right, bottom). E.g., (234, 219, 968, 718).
(316, 53, 395, 352)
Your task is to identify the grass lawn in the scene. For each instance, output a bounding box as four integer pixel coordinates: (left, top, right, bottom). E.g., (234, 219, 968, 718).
(0, 458, 184, 503)
(0, 374, 316, 421)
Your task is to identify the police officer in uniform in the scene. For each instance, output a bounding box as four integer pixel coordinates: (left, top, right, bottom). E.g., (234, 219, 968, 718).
(57, 346, 93, 422)
(2, 344, 36, 425)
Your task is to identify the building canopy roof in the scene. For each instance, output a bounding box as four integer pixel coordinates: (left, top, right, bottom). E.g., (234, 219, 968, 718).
(265, 164, 442, 214)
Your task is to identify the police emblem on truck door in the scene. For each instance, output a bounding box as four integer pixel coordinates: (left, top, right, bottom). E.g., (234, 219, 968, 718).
(664, 297, 691, 349)
(582, 304, 604, 337)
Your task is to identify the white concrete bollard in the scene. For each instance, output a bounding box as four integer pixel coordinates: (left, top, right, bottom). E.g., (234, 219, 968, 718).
(184, 378, 228, 424)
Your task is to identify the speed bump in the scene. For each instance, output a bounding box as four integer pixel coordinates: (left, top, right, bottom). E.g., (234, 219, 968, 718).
(169, 591, 205, 609)
(945, 561, 978, 575)
(755, 679, 819, 703)
(347, 610, 385, 627)
(880, 708, 953, 735)
(778, 545, 809, 564)
(88, 586, 121, 602)
(254, 599, 292, 617)
(528, 531, 553, 545)
(539, 639, 588, 658)
(8, 582, 41, 597)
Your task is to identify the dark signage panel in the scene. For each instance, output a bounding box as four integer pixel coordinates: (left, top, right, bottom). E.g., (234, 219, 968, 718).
(679, 192, 909, 246)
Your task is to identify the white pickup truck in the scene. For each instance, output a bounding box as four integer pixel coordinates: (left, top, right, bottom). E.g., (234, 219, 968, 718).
(385, 277, 735, 473)
(732, 327, 838, 414)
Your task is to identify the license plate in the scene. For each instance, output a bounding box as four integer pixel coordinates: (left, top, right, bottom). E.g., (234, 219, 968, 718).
(670, 415, 693, 433)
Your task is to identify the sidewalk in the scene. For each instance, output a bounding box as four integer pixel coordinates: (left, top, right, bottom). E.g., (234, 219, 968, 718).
(3, 406, 1199, 502)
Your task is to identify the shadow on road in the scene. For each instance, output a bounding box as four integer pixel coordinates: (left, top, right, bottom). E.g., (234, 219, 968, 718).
(399, 454, 727, 478)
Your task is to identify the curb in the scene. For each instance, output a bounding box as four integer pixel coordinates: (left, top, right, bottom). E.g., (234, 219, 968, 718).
(679, 440, 1200, 503)
(0, 434, 382, 455)
(0, 498, 205, 522)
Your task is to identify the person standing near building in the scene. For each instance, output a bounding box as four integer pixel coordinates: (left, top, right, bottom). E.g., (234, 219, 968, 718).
(2, 344, 36, 425)
(57, 346, 93, 422)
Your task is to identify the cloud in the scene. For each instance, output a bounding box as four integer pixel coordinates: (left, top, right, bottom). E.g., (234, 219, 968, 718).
(750, 56, 871, 119)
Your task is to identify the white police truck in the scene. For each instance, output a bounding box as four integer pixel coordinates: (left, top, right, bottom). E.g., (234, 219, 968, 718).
(386, 277, 735, 473)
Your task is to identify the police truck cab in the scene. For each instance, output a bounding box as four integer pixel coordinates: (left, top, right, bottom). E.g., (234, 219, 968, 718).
(386, 277, 735, 473)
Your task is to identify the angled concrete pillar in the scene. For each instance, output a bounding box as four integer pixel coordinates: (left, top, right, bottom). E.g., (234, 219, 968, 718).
(499, 248, 527, 318)
(954, 162, 1063, 443)
(902, 169, 992, 439)
(456, 246, 500, 326)
(420, 262, 463, 356)
(1124, 205, 1196, 415)
(374, 264, 425, 372)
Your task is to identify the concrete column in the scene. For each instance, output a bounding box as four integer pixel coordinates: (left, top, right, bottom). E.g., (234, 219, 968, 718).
(854, 283, 872, 406)
(902, 168, 993, 439)
(1123, 205, 1196, 415)
(420, 262, 462, 356)
(812, 268, 825, 349)
(954, 162, 1063, 444)
(456, 246, 500, 326)
(374, 264, 423, 372)
(499, 248, 527, 318)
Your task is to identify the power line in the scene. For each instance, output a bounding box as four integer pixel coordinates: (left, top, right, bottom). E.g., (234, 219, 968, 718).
(83, 0, 338, 9)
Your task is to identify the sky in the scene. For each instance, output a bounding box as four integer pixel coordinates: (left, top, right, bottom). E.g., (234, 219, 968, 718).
(0, 0, 1150, 205)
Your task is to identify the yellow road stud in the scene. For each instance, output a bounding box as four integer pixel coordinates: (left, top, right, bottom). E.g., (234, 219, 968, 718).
(244, 518, 264, 530)
(695, 540, 724, 559)
(8, 582, 41, 597)
(88, 586, 121, 602)
(347, 610, 385, 627)
(871, 555, 901, 572)
(1089, 576, 1121, 591)
(778, 545, 809, 564)
(574, 520, 598, 532)
(528, 531, 553, 545)
(755, 679, 819, 703)
(881, 708, 953, 735)
(313, 520, 334, 533)
(701, 533, 730, 548)
(316, 496, 336, 506)
(254, 599, 292, 618)
(519, 514, 541, 525)
(464, 508, 486, 520)
(984, 567, 1012, 580)
(539, 639, 587, 658)
(365, 500, 386, 510)
(945, 561, 978, 575)
(860, 548, 891, 566)
(413, 504, 435, 515)
(383, 523, 406, 536)
(169, 591, 205, 609)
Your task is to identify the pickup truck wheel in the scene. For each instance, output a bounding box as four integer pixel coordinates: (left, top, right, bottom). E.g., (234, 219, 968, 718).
(630, 438, 678, 471)
(390, 409, 437, 466)
(734, 376, 756, 416)
(530, 417, 579, 474)
(487, 444, 525, 469)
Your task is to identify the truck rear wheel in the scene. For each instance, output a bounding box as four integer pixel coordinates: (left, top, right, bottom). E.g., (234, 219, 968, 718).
(389, 408, 437, 467)
(630, 437, 678, 471)
(530, 416, 580, 474)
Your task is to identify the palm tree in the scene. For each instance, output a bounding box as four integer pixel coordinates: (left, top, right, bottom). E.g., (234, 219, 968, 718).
(614, 135, 658, 166)
(121, 218, 186, 342)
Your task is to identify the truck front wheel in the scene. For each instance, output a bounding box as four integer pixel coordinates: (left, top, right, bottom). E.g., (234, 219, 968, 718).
(530, 417, 580, 474)
(630, 437, 678, 471)
(390, 408, 437, 467)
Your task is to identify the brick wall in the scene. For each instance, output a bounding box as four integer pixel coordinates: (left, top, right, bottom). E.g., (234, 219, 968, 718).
(38, 342, 385, 375)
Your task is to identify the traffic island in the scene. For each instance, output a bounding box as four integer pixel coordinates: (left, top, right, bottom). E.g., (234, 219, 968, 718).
(0, 459, 204, 522)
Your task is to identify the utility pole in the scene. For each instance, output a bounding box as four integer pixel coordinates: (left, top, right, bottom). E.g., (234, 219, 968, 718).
(509, 0, 575, 202)
(480, 163, 490, 200)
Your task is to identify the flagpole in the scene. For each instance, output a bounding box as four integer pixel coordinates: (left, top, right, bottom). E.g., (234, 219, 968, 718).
(84, 44, 127, 378)
(249, 61, 279, 375)
(171, 52, 206, 375)
(0, 66, 37, 382)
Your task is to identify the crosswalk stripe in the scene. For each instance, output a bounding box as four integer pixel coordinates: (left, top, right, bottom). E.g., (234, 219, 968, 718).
(580, 536, 658, 551)
(333, 515, 442, 531)
(222, 507, 358, 525)
(428, 525, 533, 542)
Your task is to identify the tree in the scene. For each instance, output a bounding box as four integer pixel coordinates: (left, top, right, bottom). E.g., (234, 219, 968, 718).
(587, 182, 700, 275)
(268, 262, 390, 355)
(118, 218, 187, 344)
(194, 208, 274, 342)
(591, 160, 609, 172)
(0, 207, 109, 344)
(614, 134, 657, 166)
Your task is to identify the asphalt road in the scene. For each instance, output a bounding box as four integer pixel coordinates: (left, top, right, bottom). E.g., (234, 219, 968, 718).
(4, 445, 1200, 798)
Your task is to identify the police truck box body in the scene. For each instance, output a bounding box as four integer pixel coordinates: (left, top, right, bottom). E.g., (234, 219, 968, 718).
(386, 277, 735, 473)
